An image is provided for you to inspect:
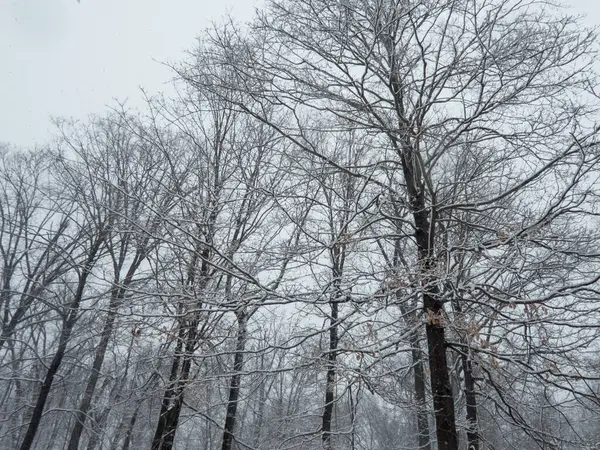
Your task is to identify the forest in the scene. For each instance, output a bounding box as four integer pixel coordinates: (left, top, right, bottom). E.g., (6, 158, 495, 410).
(2, 0, 600, 449)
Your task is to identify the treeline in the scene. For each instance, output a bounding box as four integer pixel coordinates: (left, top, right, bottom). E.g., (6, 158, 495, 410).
(2, 0, 600, 449)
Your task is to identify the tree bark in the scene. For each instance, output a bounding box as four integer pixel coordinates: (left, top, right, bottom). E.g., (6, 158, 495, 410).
(151, 231, 212, 449)
(252, 373, 268, 448)
(67, 297, 119, 450)
(19, 313, 82, 450)
(399, 142, 458, 450)
(67, 254, 142, 450)
(151, 324, 192, 450)
(451, 294, 479, 450)
(461, 352, 479, 450)
(455, 306, 479, 449)
(221, 311, 248, 450)
(322, 295, 339, 450)
(422, 293, 457, 450)
(411, 342, 432, 450)
(18, 237, 103, 450)
(322, 244, 345, 450)
(394, 263, 432, 450)
(120, 407, 139, 450)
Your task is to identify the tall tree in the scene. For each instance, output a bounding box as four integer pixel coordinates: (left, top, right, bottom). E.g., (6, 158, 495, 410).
(63, 113, 187, 450)
(185, 0, 600, 447)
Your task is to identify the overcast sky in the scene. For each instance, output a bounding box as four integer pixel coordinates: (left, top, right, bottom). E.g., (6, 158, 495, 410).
(0, 0, 597, 148)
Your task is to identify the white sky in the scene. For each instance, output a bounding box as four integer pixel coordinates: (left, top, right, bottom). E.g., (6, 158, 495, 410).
(0, 0, 261, 148)
(0, 0, 597, 148)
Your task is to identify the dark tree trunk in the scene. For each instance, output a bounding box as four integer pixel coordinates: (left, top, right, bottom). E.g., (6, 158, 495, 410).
(386, 43, 459, 444)
(67, 254, 142, 450)
(82, 376, 113, 450)
(252, 375, 267, 448)
(121, 406, 140, 450)
(152, 377, 185, 450)
(108, 401, 139, 450)
(393, 238, 432, 450)
(151, 244, 210, 450)
(19, 238, 103, 450)
(113, 372, 157, 450)
(67, 300, 119, 450)
(348, 384, 358, 450)
(8, 341, 24, 448)
(452, 295, 479, 450)
(461, 353, 479, 450)
(400, 143, 459, 450)
(19, 315, 80, 450)
(411, 344, 432, 450)
(151, 317, 199, 450)
(84, 406, 109, 450)
(221, 311, 248, 450)
(422, 295, 458, 450)
(402, 302, 432, 449)
(322, 297, 338, 450)
(323, 250, 344, 450)
(404, 301, 432, 450)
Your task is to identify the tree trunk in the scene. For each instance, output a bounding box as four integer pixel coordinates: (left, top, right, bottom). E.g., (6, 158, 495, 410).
(394, 238, 432, 450)
(67, 261, 140, 450)
(112, 372, 158, 450)
(221, 311, 248, 450)
(67, 300, 119, 450)
(252, 375, 267, 448)
(19, 316, 80, 450)
(461, 352, 479, 450)
(8, 341, 24, 448)
(84, 408, 108, 450)
(18, 239, 102, 450)
(121, 406, 140, 450)
(410, 207, 457, 448)
(452, 296, 479, 450)
(322, 294, 339, 449)
(80, 376, 113, 450)
(386, 39, 459, 442)
(411, 344, 432, 450)
(400, 299, 432, 450)
(151, 319, 198, 450)
(422, 295, 458, 450)
(152, 247, 210, 449)
(348, 384, 359, 450)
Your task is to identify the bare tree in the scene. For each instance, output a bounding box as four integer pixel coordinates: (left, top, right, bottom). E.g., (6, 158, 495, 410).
(5, 1, 600, 449)
(59, 112, 187, 450)
(18, 203, 108, 450)
(184, 0, 600, 447)
(0, 147, 78, 448)
(148, 84, 297, 449)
